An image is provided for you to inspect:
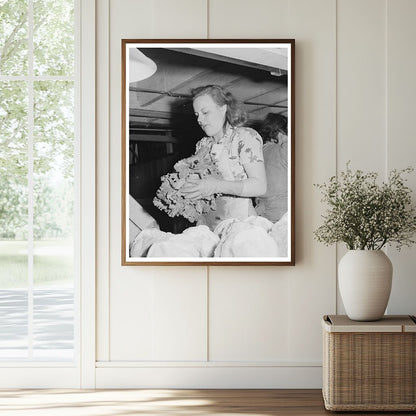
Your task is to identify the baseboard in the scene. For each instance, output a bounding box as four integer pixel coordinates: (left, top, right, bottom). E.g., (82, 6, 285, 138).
(0, 367, 80, 388)
(95, 365, 323, 388)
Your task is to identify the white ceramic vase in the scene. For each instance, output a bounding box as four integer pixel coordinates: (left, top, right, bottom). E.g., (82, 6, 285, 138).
(338, 250, 393, 321)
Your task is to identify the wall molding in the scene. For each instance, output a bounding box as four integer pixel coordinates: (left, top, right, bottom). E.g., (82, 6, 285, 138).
(96, 365, 322, 388)
(96, 360, 321, 368)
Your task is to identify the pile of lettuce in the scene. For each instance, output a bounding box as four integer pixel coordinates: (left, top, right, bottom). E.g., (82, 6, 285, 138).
(153, 145, 221, 222)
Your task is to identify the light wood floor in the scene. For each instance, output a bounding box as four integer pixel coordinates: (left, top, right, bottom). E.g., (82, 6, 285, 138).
(0, 389, 413, 415)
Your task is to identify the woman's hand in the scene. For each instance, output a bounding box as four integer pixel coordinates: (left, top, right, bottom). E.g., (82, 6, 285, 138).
(181, 177, 220, 199)
(180, 158, 267, 200)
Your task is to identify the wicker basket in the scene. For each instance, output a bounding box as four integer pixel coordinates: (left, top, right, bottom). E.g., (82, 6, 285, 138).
(322, 315, 416, 411)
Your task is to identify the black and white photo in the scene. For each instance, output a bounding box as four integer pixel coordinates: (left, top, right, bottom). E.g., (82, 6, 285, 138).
(122, 40, 295, 265)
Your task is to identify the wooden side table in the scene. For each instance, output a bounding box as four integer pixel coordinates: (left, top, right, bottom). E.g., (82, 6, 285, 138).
(322, 315, 416, 411)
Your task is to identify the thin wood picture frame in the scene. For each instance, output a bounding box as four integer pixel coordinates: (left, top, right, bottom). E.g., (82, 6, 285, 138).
(122, 39, 295, 265)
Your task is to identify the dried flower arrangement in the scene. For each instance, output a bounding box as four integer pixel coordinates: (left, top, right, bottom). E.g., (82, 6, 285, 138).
(314, 164, 416, 250)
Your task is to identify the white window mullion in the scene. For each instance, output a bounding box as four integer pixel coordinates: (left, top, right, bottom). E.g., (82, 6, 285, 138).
(73, 0, 81, 370)
(27, 0, 34, 360)
(0, 0, 77, 364)
(0, 0, 91, 386)
(0, 76, 75, 82)
(79, 0, 96, 387)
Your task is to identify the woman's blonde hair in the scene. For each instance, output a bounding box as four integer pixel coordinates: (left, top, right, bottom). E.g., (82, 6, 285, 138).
(192, 85, 247, 127)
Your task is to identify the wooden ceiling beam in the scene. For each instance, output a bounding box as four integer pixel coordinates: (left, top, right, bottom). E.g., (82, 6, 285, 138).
(244, 101, 287, 108)
(245, 86, 286, 102)
(130, 108, 188, 120)
(140, 67, 218, 108)
(130, 133, 178, 143)
(130, 87, 191, 99)
(170, 48, 288, 73)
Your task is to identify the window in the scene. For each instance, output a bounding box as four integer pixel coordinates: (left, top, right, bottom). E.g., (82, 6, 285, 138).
(0, 0, 78, 362)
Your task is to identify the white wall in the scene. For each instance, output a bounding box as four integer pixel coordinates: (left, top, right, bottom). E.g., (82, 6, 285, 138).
(95, 0, 416, 388)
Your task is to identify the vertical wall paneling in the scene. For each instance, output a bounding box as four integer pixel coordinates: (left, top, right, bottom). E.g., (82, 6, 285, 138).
(209, 267, 290, 362)
(106, 0, 209, 363)
(151, 0, 208, 38)
(209, 0, 290, 38)
(206, 266, 210, 361)
(286, 0, 337, 361)
(208, 0, 337, 368)
(109, 268, 207, 361)
(336, 0, 388, 314)
(385, 0, 416, 314)
(94, 0, 416, 388)
(336, 0, 387, 171)
(96, 0, 110, 362)
(151, 271, 207, 361)
(97, 0, 337, 387)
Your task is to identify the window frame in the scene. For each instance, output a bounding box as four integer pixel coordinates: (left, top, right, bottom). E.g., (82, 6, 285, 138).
(0, 0, 96, 388)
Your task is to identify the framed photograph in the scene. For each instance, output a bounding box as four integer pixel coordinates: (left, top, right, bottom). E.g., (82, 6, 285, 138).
(122, 39, 295, 265)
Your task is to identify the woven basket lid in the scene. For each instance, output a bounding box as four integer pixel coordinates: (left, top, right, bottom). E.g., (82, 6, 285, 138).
(322, 315, 416, 333)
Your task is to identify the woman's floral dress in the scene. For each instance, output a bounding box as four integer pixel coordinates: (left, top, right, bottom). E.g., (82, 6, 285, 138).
(194, 124, 264, 230)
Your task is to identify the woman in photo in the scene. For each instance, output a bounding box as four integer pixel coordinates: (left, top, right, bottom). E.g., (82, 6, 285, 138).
(180, 85, 267, 231)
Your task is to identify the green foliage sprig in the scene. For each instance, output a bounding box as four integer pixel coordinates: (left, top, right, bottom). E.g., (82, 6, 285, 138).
(314, 164, 416, 250)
